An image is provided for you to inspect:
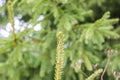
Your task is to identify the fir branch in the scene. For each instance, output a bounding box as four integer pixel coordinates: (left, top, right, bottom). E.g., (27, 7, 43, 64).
(55, 32, 64, 80)
(86, 69, 103, 80)
(7, 0, 17, 43)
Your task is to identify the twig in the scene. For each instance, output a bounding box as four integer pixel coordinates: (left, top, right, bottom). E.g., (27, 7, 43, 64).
(101, 50, 112, 80)
(101, 57, 110, 80)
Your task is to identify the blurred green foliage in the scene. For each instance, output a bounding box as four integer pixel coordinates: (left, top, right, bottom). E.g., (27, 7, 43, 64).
(0, 0, 120, 80)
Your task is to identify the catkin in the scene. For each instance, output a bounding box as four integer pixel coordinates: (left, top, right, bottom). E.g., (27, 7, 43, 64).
(7, 0, 16, 43)
(55, 32, 64, 80)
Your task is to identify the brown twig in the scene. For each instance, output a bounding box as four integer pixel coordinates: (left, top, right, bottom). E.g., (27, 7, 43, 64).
(101, 57, 110, 80)
(101, 50, 112, 80)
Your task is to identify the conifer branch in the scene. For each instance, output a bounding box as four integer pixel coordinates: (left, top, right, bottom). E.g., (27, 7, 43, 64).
(55, 32, 64, 80)
(7, 0, 17, 43)
(86, 69, 103, 80)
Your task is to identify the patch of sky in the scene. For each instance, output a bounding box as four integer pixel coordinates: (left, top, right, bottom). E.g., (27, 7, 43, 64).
(0, 0, 6, 7)
(0, 15, 44, 38)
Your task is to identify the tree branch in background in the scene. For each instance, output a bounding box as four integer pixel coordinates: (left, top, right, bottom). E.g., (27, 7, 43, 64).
(86, 69, 103, 80)
(7, 0, 16, 43)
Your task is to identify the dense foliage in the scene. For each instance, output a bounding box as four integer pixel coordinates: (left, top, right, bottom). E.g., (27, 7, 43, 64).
(0, 0, 120, 80)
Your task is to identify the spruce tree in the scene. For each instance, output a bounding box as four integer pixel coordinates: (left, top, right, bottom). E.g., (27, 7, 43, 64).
(0, 0, 120, 80)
